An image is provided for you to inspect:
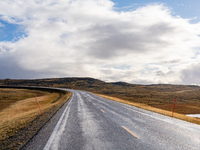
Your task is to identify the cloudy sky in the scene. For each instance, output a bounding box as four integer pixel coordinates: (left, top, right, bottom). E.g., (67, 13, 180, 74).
(0, 0, 200, 84)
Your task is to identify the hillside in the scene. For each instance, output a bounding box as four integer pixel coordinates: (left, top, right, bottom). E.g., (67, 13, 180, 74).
(1, 77, 200, 115)
(0, 77, 106, 89)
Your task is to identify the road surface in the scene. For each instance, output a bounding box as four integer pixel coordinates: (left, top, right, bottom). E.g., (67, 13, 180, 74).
(22, 89, 200, 150)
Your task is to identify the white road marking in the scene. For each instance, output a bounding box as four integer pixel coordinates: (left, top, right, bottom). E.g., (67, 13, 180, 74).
(86, 93, 197, 129)
(77, 92, 113, 149)
(101, 109, 105, 113)
(43, 93, 74, 150)
(122, 126, 139, 139)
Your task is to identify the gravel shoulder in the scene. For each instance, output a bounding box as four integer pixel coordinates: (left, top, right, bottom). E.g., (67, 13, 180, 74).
(21, 91, 73, 150)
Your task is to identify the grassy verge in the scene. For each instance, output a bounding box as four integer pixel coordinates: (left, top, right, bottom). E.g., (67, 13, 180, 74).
(1, 78, 200, 118)
(0, 88, 71, 150)
(96, 94, 200, 125)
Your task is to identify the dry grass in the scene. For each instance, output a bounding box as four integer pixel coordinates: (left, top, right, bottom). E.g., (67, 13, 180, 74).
(91, 85, 200, 116)
(0, 88, 45, 111)
(1, 78, 200, 125)
(0, 88, 71, 143)
(1, 78, 200, 116)
(96, 94, 200, 125)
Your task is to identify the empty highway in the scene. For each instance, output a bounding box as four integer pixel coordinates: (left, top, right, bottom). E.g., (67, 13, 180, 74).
(23, 89, 200, 150)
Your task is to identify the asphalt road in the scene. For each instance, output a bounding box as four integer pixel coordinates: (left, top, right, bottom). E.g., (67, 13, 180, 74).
(22, 89, 200, 150)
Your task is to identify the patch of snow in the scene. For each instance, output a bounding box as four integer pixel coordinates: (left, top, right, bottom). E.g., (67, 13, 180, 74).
(186, 114, 200, 118)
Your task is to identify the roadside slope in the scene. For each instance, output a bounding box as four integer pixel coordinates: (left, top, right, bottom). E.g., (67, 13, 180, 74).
(0, 87, 71, 150)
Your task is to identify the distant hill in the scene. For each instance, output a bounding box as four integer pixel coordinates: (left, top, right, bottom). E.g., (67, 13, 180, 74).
(0, 77, 199, 93)
(0, 77, 105, 87)
(1, 77, 200, 115)
(110, 81, 131, 86)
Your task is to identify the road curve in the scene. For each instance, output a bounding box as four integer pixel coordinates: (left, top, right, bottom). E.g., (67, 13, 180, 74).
(23, 89, 200, 150)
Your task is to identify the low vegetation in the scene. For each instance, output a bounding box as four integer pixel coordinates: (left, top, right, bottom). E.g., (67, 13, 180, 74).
(97, 94, 200, 125)
(0, 88, 71, 150)
(1, 77, 200, 124)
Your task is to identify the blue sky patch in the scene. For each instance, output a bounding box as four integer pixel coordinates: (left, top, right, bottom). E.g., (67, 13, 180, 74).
(112, 0, 200, 23)
(0, 20, 27, 42)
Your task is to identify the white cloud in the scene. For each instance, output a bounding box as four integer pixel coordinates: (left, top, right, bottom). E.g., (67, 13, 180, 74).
(0, 22, 4, 27)
(0, 0, 200, 84)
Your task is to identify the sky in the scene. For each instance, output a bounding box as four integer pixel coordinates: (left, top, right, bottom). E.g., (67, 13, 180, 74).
(0, 0, 200, 85)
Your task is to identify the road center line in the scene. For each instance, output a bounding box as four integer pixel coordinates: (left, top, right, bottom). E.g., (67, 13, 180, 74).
(122, 126, 139, 139)
(101, 109, 105, 113)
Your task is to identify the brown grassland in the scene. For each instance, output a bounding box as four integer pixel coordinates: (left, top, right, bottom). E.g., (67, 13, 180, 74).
(0, 88, 71, 150)
(1, 78, 200, 124)
(91, 83, 200, 125)
(96, 94, 200, 125)
(93, 84, 200, 115)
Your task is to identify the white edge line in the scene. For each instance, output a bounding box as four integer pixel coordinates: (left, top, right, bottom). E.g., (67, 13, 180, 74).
(43, 93, 74, 150)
